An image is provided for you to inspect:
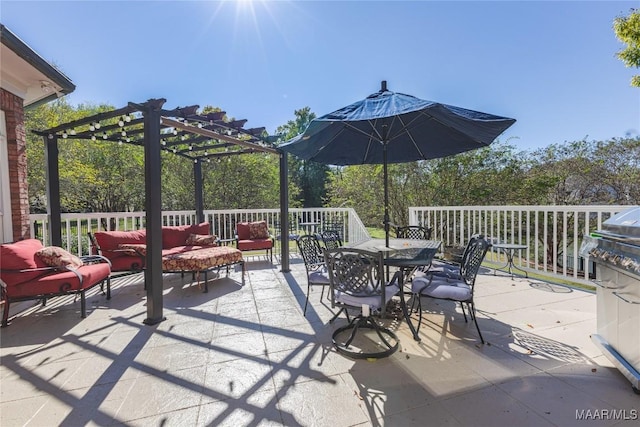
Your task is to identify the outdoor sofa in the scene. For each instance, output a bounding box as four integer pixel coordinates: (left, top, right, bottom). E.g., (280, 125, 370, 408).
(90, 222, 245, 290)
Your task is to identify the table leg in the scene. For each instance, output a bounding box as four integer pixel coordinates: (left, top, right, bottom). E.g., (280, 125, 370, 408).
(493, 249, 528, 279)
(397, 270, 421, 341)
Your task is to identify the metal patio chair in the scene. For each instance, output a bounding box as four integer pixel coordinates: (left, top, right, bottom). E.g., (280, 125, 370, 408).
(319, 229, 343, 250)
(410, 236, 491, 343)
(296, 234, 331, 316)
(323, 247, 401, 359)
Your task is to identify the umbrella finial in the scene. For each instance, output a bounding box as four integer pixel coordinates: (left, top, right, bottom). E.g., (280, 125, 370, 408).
(381, 80, 387, 92)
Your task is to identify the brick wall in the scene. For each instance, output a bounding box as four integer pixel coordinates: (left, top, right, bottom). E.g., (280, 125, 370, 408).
(1, 88, 30, 241)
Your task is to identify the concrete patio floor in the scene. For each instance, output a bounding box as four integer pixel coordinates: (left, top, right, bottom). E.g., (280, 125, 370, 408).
(1, 255, 639, 426)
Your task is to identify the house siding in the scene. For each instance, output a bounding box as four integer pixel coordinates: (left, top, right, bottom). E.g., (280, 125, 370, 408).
(1, 88, 30, 241)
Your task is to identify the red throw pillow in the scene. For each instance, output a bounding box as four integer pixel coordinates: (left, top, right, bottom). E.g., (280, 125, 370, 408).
(248, 221, 269, 239)
(36, 246, 84, 269)
(118, 243, 147, 257)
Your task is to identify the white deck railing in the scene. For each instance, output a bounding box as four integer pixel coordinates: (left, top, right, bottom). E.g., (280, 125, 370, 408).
(28, 204, 632, 284)
(29, 207, 371, 257)
(410, 205, 633, 284)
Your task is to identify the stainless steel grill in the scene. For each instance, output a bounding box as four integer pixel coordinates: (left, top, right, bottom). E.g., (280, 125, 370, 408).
(581, 206, 640, 394)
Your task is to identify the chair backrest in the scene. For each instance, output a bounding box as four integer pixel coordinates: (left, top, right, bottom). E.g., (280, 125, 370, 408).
(319, 230, 343, 250)
(323, 248, 386, 308)
(459, 237, 491, 286)
(296, 234, 324, 271)
(321, 220, 344, 241)
(395, 225, 432, 240)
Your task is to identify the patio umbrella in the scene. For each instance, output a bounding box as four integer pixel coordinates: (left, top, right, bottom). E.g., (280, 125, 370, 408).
(280, 81, 516, 246)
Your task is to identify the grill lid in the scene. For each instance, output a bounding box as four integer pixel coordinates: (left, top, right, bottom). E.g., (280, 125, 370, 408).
(581, 206, 640, 276)
(600, 206, 640, 239)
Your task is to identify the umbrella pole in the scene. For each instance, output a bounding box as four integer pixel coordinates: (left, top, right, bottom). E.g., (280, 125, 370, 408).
(383, 139, 390, 281)
(383, 146, 390, 248)
(382, 126, 390, 249)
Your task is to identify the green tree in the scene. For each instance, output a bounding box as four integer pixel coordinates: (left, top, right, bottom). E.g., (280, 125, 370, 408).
(275, 107, 329, 207)
(25, 99, 140, 213)
(614, 8, 640, 87)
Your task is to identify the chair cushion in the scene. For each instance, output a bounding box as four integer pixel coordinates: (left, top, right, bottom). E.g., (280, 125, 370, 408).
(7, 263, 111, 298)
(94, 230, 147, 255)
(0, 239, 49, 286)
(36, 246, 84, 269)
(335, 283, 400, 310)
(237, 239, 273, 251)
(108, 255, 144, 272)
(412, 276, 471, 301)
(414, 263, 461, 280)
(162, 223, 210, 249)
(308, 267, 330, 285)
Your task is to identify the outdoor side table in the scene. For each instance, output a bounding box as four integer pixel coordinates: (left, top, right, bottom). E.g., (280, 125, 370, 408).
(492, 243, 528, 279)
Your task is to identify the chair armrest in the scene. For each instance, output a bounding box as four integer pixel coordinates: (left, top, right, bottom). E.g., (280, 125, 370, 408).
(80, 254, 112, 268)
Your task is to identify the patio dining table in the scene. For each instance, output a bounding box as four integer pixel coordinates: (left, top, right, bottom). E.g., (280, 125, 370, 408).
(348, 238, 442, 341)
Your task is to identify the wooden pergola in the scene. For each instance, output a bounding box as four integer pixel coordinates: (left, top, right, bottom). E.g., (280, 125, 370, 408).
(34, 98, 290, 325)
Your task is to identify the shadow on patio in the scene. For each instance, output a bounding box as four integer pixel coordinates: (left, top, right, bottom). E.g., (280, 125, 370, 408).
(1, 256, 638, 426)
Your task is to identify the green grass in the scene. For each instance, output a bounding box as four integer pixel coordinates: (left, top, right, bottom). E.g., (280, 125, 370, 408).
(366, 227, 386, 238)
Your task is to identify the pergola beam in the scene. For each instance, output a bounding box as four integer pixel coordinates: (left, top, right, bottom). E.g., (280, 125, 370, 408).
(160, 117, 279, 155)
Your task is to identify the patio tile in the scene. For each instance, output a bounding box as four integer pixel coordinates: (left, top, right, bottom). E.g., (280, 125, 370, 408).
(257, 307, 308, 330)
(196, 389, 283, 426)
(440, 384, 554, 426)
(208, 330, 268, 364)
(111, 405, 200, 427)
(108, 366, 206, 422)
(375, 401, 464, 426)
(200, 357, 276, 404)
(134, 341, 212, 373)
(262, 322, 328, 354)
(267, 343, 351, 387)
(212, 312, 262, 338)
(545, 363, 640, 410)
(495, 371, 635, 426)
(277, 374, 370, 427)
(1, 260, 637, 427)
(255, 297, 301, 315)
(342, 357, 437, 418)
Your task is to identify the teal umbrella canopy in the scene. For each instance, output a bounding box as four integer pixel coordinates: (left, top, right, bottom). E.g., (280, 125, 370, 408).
(280, 81, 516, 244)
(281, 81, 515, 165)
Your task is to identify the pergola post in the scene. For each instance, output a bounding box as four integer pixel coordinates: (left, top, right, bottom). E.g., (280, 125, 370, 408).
(142, 104, 165, 325)
(44, 135, 62, 246)
(194, 160, 204, 224)
(279, 151, 290, 272)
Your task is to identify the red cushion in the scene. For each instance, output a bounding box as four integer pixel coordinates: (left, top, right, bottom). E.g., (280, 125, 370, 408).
(0, 239, 48, 286)
(109, 256, 145, 272)
(237, 222, 251, 240)
(162, 223, 210, 249)
(237, 239, 273, 251)
(94, 230, 147, 255)
(6, 263, 110, 299)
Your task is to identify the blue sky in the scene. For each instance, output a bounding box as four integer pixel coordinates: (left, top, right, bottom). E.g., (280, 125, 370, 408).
(3, 0, 639, 151)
